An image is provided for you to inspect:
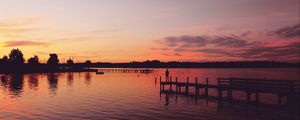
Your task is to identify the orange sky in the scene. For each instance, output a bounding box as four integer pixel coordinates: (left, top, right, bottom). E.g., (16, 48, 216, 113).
(0, 0, 299, 63)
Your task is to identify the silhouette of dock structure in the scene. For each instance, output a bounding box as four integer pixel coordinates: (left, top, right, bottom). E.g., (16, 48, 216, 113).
(157, 76, 300, 106)
(100, 69, 153, 73)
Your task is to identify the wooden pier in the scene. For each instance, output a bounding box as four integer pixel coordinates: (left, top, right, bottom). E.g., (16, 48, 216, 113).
(99, 69, 153, 73)
(158, 76, 300, 105)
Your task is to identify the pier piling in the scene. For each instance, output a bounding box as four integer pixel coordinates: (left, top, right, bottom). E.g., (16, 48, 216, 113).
(186, 77, 189, 94)
(170, 76, 172, 91)
(176, 77, 178, 93)
(158, 77, 300, 106)
(205, 78, 208, 97)
(195, 77, 198, 96)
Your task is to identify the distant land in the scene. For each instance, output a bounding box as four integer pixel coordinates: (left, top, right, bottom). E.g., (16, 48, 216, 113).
(1, 49, 299, 73)
(91, 60, 300, 68)
(0, 60, 300, 74)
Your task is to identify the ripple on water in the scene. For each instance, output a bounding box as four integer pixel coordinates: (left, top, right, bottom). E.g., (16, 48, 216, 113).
(0, 69, 299, 120)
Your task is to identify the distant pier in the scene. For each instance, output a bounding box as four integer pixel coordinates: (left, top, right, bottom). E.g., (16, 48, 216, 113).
(157, 76, 300, 106)
(99, 69, 153, 73)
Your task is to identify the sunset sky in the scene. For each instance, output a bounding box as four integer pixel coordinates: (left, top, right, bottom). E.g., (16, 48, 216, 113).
(0, 0, 299, 63)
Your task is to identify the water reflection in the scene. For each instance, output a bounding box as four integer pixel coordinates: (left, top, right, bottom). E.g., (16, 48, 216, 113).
(85, 72, 91, 85)
(67, 73, 74, 86)
(165, 93, 170, 106)
(0, 74, 24, 97)
(47, 73, 59, 95)
(10, 74, 24, 97)
(160, 90, 300, 120)
(1, 76, 8, 88)
(28, 74, 39, 90)
(0, 69, 298, 120)
(0, 72, 93, 97)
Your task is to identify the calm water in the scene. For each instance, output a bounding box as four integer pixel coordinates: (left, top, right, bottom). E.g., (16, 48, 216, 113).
(0, 68, 299, 120)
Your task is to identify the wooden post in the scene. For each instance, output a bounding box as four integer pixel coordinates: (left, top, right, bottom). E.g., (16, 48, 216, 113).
(186, 77, 189, 94)
(287, 81, 294, 106)
(255, 92, 259, 104)
(179, 86, 181, 93)
(278, 94, 282, 105)
(170, 76, 172, 91)
(205, 78, 208, 97)
(289, 81, 294, 93)
(160, 76, 162, 90)
(195, 77, 198, 96)
(160, 76, 162, 83)
(161, 76, 165, 91)
(227, 90, 230, 100)
(276, 80, 282, 106)
(228, 79, 232, 101)
(217, 78, 222, 100)
(246, 91, 251, 104)
(218, 90, 222, 100)
(176, 77, 178, 93)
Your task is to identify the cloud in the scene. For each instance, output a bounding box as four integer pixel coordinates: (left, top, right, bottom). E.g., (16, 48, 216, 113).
(52, 36, 99, 42)
(0, 16, 42, 39)
(3, 40, 49, 47)
(269, 24, 300, 38)
(163, 35, 209, 48)
(94, 29, 120, 34)
(0, 16, 42, 27)
(162, 53, 182, 56)
(150, 47, 170, 50)
(180, 41, 300, 61)
(238, 42, 300, 60)
(193, 49, 235, 57)
(0, 28, 35, 33)
(158, 34, 260, 51)
(153, 24, 300, 62)
(240, 31, 252, 37)
(35, 51, 51, 55)
(210, 35, 259, 47)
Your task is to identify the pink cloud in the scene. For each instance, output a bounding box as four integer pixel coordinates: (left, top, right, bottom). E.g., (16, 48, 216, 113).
(263, 37, 300, 47)
(0, 16, 43, 27)
(152, 23, 300, 62)
(3, 40, 49, 47)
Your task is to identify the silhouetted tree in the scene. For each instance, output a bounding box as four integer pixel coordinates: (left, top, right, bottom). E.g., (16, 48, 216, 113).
(67, 58, 74, 65)
(85, 60, 92, 64)
(47, 54, 59, 65)
(8, 49, 25, 64)
(28, 55, 39, 65)
(0, 56, 9, 64)
(84, 60, 92, 68)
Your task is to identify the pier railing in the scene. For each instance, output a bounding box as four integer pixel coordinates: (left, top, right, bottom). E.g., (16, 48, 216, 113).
(217, 78, 300, 93)
(158, 76, 300, 106)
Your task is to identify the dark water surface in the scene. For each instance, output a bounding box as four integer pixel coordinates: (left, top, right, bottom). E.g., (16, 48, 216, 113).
(0, 68, 299, 120)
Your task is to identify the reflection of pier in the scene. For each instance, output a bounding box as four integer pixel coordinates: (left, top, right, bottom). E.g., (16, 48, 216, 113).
(100, 69, 153, 74)
(158, 77, 300, 106)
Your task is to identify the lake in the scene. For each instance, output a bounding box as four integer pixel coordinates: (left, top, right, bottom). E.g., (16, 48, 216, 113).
(0, 68, 299, 120)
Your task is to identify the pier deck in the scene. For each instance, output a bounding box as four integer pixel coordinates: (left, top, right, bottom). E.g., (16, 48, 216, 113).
(157, 76, 300, 106)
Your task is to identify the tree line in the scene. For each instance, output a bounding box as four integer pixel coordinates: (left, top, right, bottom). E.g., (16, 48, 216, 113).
(1, 49, 298, 68)
(0, 49, 92, 65)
